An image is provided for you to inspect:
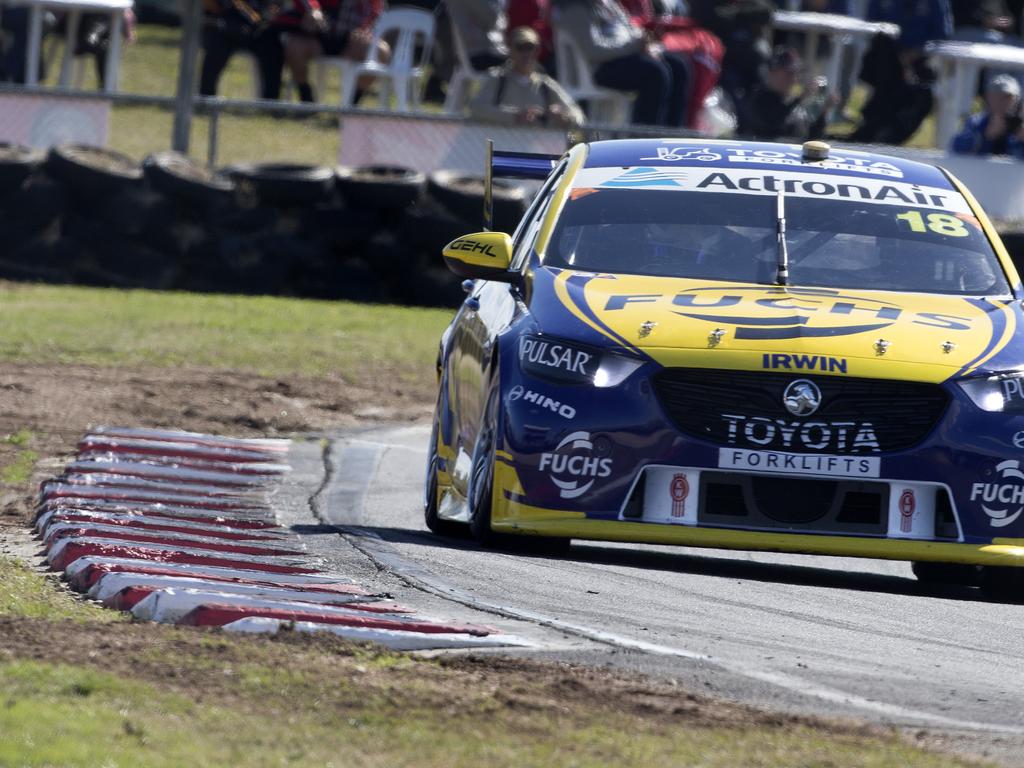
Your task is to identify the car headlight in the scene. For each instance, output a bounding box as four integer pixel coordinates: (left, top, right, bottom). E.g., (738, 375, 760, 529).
(518, 334, 644, 388)
(957, 372, 1024, 413)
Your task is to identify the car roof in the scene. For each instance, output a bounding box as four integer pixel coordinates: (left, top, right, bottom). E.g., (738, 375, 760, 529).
(582, 139, 954, 190)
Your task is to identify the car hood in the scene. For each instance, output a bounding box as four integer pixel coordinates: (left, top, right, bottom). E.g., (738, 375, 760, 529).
(540, 268, 1023, 384)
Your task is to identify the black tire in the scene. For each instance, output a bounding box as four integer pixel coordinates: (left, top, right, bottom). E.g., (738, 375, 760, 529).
(67, 187, 176, 241)
(979, 566, 1024, 602)
(401, 260, 467, 308)
(911, 561, 980, 586)
(292, 256, 387, 302)
(427, 170, 528, 231)
(465, 385, 570, 553)
(0, 143, 44, 196)
(301, 203, 369, 252)
(224, 163, 335, 206)
(336, 164, 425, 210)
(75, 240, 178, 289)
(400, 196, 475, 256)
(0, 175, 66, 245)
(46, 144, 142, 195)
(0, 236, 77, 283)
(468, 387, 504, 546)
(424, 414, 466, 537)
(143, 151, 234, 207)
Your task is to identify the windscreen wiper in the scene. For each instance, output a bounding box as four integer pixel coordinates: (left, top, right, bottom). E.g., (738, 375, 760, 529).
(775, 190, 789, 286)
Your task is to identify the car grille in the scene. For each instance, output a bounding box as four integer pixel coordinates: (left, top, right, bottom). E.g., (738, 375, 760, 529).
(699, 472, 889, 534)
(653, 368, 949, 453)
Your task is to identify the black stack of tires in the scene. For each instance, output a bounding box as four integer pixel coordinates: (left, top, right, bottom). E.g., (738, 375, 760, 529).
(0, 144, 530, 308)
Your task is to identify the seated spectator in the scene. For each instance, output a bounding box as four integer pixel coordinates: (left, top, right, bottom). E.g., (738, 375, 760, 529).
(469, 26, 584, 126)
(0, 7, 36, 83)
(738, 47, 833, 141)
(279, 0, 389, 103)
(446, 0, 508, 71)
(618, 0, 724, 128)
(552, 0, 690, 127)
(952, 0, 1016, 41)
(848, 0, 952, 145)
(199, 0, 283, 99)
(951, 74, 1024, 158)
(67, 10, 136, 90)
(688, 0, 773, 103)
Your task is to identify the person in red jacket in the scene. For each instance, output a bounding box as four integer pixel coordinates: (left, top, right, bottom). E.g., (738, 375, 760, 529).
(618, 0, 723, 128)
(275, 0, 389, 103)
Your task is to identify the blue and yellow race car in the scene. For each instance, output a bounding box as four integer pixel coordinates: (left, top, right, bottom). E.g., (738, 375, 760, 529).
(425, 138, 1024, 597)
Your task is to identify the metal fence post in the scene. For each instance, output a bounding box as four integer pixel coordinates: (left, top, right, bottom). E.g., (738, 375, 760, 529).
(207, 105, 219, 168)
(172, 0, 202, 153)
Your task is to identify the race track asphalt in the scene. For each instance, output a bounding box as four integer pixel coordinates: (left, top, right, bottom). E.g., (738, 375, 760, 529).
(304, 424, 1024, 766)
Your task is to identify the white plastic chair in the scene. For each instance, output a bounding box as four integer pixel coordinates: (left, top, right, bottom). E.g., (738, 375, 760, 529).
(443, 18, 490, 113)
(553, 29, 632, 125)
(317, 7, 435, 112)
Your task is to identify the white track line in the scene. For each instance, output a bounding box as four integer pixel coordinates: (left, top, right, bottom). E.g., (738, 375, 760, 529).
(345, 527, 1024, 734)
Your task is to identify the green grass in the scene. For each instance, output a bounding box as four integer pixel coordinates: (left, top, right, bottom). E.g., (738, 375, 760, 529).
(0, 660, 979, 768)
(0, 283, 451, 382)
(0, 429, 36, 486)
(46, 24, 435, 165)
(0, 559, 122, 623)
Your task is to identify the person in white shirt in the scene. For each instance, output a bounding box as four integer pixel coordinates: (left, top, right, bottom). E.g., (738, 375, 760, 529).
(470, 26, 585, 126)
(551, 0, 690, 125)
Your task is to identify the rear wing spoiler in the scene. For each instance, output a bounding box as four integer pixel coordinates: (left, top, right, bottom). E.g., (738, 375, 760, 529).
(483, 139, 560, 231)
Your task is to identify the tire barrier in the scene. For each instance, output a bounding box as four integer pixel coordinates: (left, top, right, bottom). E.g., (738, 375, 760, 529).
(0, 145, 530, 308)
(35, 427, 522, 650)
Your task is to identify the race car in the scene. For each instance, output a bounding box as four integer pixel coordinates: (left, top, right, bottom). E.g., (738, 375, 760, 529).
(425, 137, 1024, 597)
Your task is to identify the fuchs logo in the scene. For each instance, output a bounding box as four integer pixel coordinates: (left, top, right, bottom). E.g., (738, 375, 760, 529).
(722, 414, 880, 453)
(670, 474, 689, 517)
(899, 489, 916, 533)
(603, 288, 971, 341)
(971, 460, 1024, 528)
(508, 386, 576, 419)
(538, 431, 612, 500)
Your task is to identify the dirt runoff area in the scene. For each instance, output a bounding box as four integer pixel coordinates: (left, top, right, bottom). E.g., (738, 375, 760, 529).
(0, 361, 431, 525)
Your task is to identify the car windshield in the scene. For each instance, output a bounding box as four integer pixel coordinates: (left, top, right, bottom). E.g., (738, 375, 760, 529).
(545, 188, 1011, 296)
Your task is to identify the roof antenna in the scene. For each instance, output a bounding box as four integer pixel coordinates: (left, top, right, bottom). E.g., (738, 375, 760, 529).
(775, 189, 789, 286)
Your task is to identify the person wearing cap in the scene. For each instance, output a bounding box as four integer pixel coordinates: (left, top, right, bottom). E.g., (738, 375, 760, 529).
(737, 46, 834, 141)
(469, 26, 585, 126)
(952, 74, 1024, 158)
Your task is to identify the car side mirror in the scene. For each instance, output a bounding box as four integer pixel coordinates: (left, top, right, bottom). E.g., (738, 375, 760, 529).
(442, 232, 516, 281)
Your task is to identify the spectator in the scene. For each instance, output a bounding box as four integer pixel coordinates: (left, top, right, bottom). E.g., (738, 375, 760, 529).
(952, 0, 1015, 39)
(446, 0, 508, 71)
(507, 0, 554, 68)
(619, 0, 724, 128)
(688, 0, 773, 102)
(848, 0, 953, 145)
(951, 74, 1024, 158)
(551, 0, 690, 126)
(0, 8, 36, 83)
(738, 46, 832, 141)
(469, 26, 584, 126)
(279, 0, 389, 104)
(199, 0, 283, 99)
(67, 10, 136, 90)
